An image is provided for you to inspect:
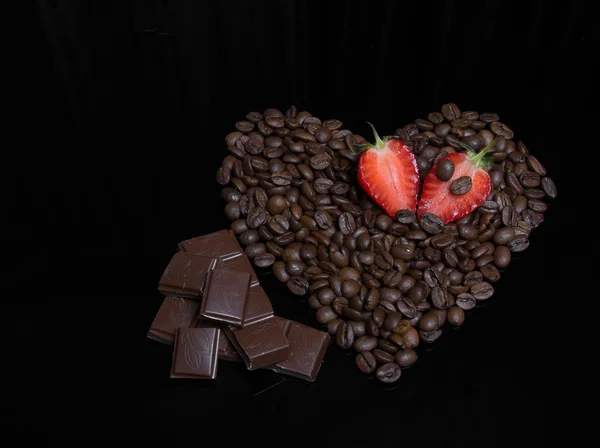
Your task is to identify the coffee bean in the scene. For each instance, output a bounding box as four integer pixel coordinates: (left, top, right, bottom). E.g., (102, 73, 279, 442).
(376, 363, 401, 383)
(342, 306, 364, 321)
(395, 349, 418, 368)
(419, 213, 445, 235)
(336, 321, 354, 349)
(456, 293, 476, 310)
(420, 329, 442, 343)
(541, 177, 557, 198)
(309, 153, 332, 170)
(253, 252, 275, 268)
(447, 306, 465, 326)
(287, 276, 309, 295)
(431, 286, 449, 309)
(492, 245, 511, 268)
(493, 227, 515, 245)
(396, 210, 416, 224)
(449, 175, 472, 195)
(508, 234, 529, 252)
(341, 279, 360, 299)
(383, 312, 403, 331)
(239, 229, 260, 246)
(338, 212, 357, 235)
(419, 311, 440, 331)
(356, 351, 377, 374)
(480, 264, 500, 282)
(475, 254, 494, 268)
(286, 260, 307, 277)
(316, 305, 337, 324)
(354, 335, 378, 352)
(441, 103, 461, 121)
(430, 232, 455, 250)
(435, 158, 455, 181)
(480, 112, 500, 123)
(490, 122, 514, 139)
(470, 281, 494, 300)
(373, 349, 395, 364)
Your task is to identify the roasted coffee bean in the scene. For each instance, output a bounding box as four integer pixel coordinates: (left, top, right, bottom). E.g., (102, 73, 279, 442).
(519, 171, 541, 188)
(493, 227, 515, 245)
(450, 176, 472, 195)
(508, 151, 525, 164)
(366, 319, 380, 337)
(420, 329, 442, 343)
(414, 118, 434, 131)
(419, 311, 440, 332)
(493, 245, 511, 268)
(463, 271, 483, 287)
(431, 286, 449, 309)
(376, 363, 401, 383)
(267, 215, 290, 236)
(447, 306, 465, 326)
(430, 232, 455, 250)
(480, 264, 500, 282)
(475, 254, 494, 268)
(310, 153, 332, 170)
(246, 206, 268, 228)
(273, 231, 295, 246)
(239, 229, 260, 246)
(470, 281, 494, 300)
(448, 285, 469, 295)
(308, 279, 329, 294)
(286, 260, 307, 276)
(480, 112, 500, 123)
(434, 123, 451, 137)
(455, 293, 476, 310)
(316, 305, 337, 324)
(254, 253, 275, 268)
(383, 312, 403, 331)
(342, 306, 364, 321)
(501, 206, 518, 227)
(526, 155, 547, 176)
(363, 288, 380, 311)
(354, 335, 378, 352)
(338, 212, 357, 235)
(287, 276, 309, 295)
(341, 280, 360, 299)
(508, 234, 529, 252)
(395, 349, 418, 368)
(406, 229, 428, 241)
(419, 213, 445, 235)
(265, 241, 284, 256)
(336, 321, 354, 349)
(458, 224, 478, 241)
(332, 296, 349, 315)
(327, 319, 343, 335)
(374, 252, 394, 270)
(441, 103, 461, 121)
(391, 244, 415, 261)
(317, 288, 337, 306)
(271, 170, 292, 186)
(490, 121, 514, 139)
(436, 158, 455, 181)
(231, 219, 249, 235)
(489, 170, 505, 189)
(396, 210, 417, 224)
(373, 349, 395, 364)
(224, 201, 240, 220)
(445, 134, 461, 149)
(222, 188, 242, 203)
(541, 177, 557, 198)
(356, 351, 377, 374)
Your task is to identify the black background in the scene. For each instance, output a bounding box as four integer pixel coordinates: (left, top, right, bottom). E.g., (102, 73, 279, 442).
(9, 0, 591, 445)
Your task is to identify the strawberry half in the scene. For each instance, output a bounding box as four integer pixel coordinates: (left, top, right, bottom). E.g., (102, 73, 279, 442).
(417, 140, 496, 224)
(358, 124, 420, 217)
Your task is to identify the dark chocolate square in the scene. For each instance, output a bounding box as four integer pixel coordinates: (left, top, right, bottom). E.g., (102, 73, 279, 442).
(170, 327, 220, 379)
(224, 317, 290, 370)
(242, 286, 274, 327)
(178, 229, 242, 259)
(215, 253, 260, 287)
(199, 268, 251, 326)
(147, 296, 201, 344)
(158, 252, 216, 298)
(269, 320, 330, 382)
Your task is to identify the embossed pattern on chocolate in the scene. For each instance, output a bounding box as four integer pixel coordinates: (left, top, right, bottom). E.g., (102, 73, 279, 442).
(215, 253, 260, 287)
(170, 327, 220, 379)
(178, 229, 242, 258)
(224, 317, 289, 370)
(199, 269, 251, 326)
(147, 296, 201, 344)
(158, 252, 217, 298)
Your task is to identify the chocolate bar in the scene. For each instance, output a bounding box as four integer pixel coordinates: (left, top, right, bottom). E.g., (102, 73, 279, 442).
(170, 327, 220, 379)
(217, 331, 243, 362)
(158, 252, 216, 298)
(268, 319, 330, 382)
(215, 253, 260, 287)
(147, 296, 201, 344)
(199, 268, 251, 326)
(224, 317, 290, 370)
(178, 229, 242, 259)
(242, 285, 274, 327)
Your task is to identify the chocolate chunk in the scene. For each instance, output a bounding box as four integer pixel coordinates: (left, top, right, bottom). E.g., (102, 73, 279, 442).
(242, 286, 274, 327)
(217, 331, 243, 362)
(224, 317, 290, 370)
(178, 229, 242, 258)
(214, 252, 260, 287)
(147, 296, 201, 344)
(170, 327, 220, 379)
(158, 252, 217, 298)
(199, 269, 251, 326)
(267, 319, 330, 382)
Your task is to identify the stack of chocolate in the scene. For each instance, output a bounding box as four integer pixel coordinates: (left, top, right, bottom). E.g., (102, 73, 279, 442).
(147, 229, 330, 381)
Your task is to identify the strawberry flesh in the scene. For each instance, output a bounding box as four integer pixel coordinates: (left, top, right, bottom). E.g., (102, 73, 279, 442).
(358, 138, 420, 217)
(417, 152, 491, 223)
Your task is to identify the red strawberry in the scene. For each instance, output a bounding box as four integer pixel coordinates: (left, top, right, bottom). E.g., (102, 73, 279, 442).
(417, 140, 496, 224)
(358, 124, 420, 217)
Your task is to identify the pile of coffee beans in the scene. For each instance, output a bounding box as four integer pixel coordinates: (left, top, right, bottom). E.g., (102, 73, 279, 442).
(217, 104, 557, 383)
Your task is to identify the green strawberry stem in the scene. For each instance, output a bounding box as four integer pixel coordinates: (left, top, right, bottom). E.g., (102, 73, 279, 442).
(367, 122, 385, 150)
(459, 139, 496, 169)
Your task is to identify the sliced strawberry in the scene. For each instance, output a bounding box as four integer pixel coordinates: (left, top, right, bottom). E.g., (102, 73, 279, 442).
(358, 124, 420, 217)
(417, 140, 496, 224)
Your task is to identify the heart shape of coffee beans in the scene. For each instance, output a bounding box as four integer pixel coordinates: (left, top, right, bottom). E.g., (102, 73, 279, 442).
(217, 104, 557, 384)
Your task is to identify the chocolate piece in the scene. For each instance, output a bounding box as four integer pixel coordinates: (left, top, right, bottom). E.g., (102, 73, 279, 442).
(242, 286, 274, 327)
(170, 327, 220, 379)
(215, 253, 260, 287)
(147, 296, 201, 344)
(268, 319, 330, 382)
(179, 229, 242, 259)
(158, 252, 216, 298)
(218, 331, 243, 362)
(200, 269, 251, 326)
(224, 317, 290, 370)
